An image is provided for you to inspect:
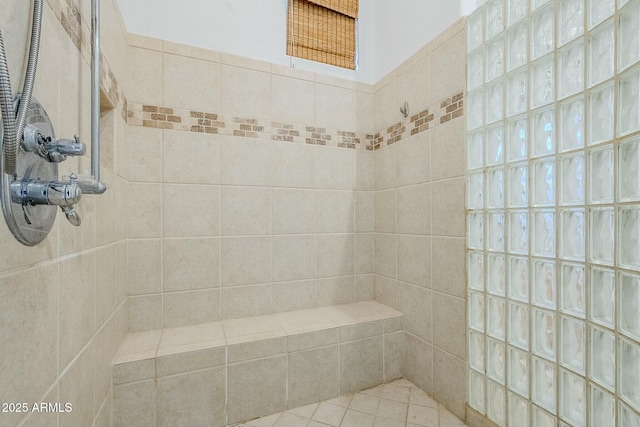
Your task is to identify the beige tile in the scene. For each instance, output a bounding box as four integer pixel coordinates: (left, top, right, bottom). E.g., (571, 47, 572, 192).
(220, 64, 271, 119)
(20, 385, 58, 427)
(163, 289, 221, 327)
(113, 380, 155, 427)
(227, 356, 288, 424)
(385, 316, 405, 334)
(247, 412, 283, 427)
(398, 283, 432, 342)
(115, 330, 162, 363)
(409, 388, 438, 408)
(355, 191, 375, 232)
(317, 190, 355, 233)
(127, 183, 162, 238)
(340, 337, 383, 394)
(377, 399, 408, 422)
(430, 31, 466, 105)
(431, 237, 465, 299)
(116, 241, 128, 305)
(397, 183, 431, 235)
(127, 239, 162, 296)
(164, 40, 220, 62)
(384, 332, 405, 383)
(59, 253, 95, 369)
(315, 146, 354, 190)
(350, 393, 380, 415)
(223, 313, 282, 339)
(397, 235, 431, 288)
(397, 54, 431, 115)
(222, 284, 272, 319)
(221, 186, 271, 235)
(316, 234, 354, 278)
(271, 63, 315, 81)
(271, 188, 316, 234)
(273, 412, 309, 427)
(271, 74, 315, 125)
(313, 402, 348, 426)
(228, 336, 287, 363)
(375, 233, 396, 278)
(355, 91, 375, 133)
(315, 83, 355, 130)
(221, 137, 271, 186)
(156, 367, 226, 427)
(272, 235, 315, 282)
(315, 74, 354, 89)
(121, 126, 162, 183)
(113, 359, 155, 385)
(375, 189, 397, 233)
(355, 150, 375, 191)
(95, 170, 118, 245)
(128, 294, 163, 332)
(272, 280, 316, 312)
(433, 293, 466, 360)
(221, 236, 271, 286)
(405, 333, 433, 394)
(163, 184, 220, 237)
(287, 328, 339, 352)
(374, 144, 398, 190)
(129, 33, 163, 50)
(156, 346, 226, 378)
(355, 274, 375, 301)
(94, 314, 120, 409)
(59, 347, 94, 427)
(340, 320, 383, 342)
(433, 349, 467, 420)
(274, 308, 336, 334)
(374, 275, 397, 308)
(355, 233, 375, 274)
(163, 53, 220, 112)
(431, 119, 466, 181)
(127, 47, 162, 104)
(431, 178, 465, 237)
(315, 276, 356, 306)
(163, 130, 220, 184)
(163, 238, 220, 291)
(0, 265, 57, 425)
(374, 80, 398, 131)
(289, 345, 340, 407)
(159, 321, 224, 351)
(95, 245, 117, 328)
(341, 409, 377, 427)
(396, 131, 431, 186)
(406, 404, 439, 426)
(271, 141, 315, 188)
(320, 301, 401, 325)
(382, 383, 412, 402)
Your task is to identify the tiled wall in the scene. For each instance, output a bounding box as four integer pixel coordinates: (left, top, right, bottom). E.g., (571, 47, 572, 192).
(0, 0, 129, 426)
(371, 18, 469, 421)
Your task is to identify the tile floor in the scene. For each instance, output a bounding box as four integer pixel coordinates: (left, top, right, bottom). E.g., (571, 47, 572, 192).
(230, 379, 467, 427)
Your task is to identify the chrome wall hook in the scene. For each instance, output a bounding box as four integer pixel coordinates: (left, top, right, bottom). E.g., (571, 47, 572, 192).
(400, 101, 409, 118)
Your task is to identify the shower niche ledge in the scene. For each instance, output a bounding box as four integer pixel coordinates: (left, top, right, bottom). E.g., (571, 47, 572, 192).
(112, 301, 405, 427)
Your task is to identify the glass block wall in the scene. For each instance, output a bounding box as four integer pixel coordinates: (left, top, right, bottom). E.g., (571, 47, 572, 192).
(466, 0, 640, 425)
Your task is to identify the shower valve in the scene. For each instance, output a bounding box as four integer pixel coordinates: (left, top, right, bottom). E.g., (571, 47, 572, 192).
(10, 179, 82, 207)
(22, 123, 86, 163)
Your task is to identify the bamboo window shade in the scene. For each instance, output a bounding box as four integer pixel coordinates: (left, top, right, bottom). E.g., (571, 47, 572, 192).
(287, 0, 359, 70)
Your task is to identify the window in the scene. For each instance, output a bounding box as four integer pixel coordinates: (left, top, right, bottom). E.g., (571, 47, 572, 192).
(286, 0, 359, 70)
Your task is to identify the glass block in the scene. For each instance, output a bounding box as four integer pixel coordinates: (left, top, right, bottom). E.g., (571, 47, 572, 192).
(560, 210, 585, 261)
(469, 369, 486, 414)
(619, 66, 640, 136)
(531, 57, 555, 108)
(619, 208, 640, 270)
(468, 212, 484, 250)
(619, 0, 640, 71)
(488, 254, 506, 296)
(468, 48, 485, 91)
(533, 309, 556, 360)
(559, 98, 585, 152)
(508, 164, 528, 207)
(487, 126, 505, 166)
(559, 0, 585, 45)
(508, 257, 529, 302)
(533, 406, 556, 427)
(533, 210, 556, 257)
(470, 330, 486, 373)
(531, 6, 555, 59)
(469, 291, 485, 332)
(620, 136, 640, 201)
(589, 267, 615, 327)
(488, 296, 506, 340)
(588, 145, 614, 203)
(486, 81, 505, 124)
(486, 0, 505, 40)
(508, 0, 528, 25)
(619, 338, 640, 412)
(620, 272, 640, 340)
(488, 213, 505, 252)
(468, 6, 485, 52)
(487, 167, 505, 208)
(560, 154, 585, 205)
(509, 392, 530, 426)
(508, 302, 529, 349)
(532, 357, 557, 411)
(561, 263, 586, 317)
(532, 159, 555, 206)
(560, 317, 585, 373)
(487, 36, 505, 82)
(590, 386, 615, 427)
(532, 108, 555, 156)
(507, 116, 528, 161)
(559, 369, 586, 426)
(588, 21, 615, 86)
(532, 0, 552, 9)
(467, 89, 485, 130)
(589, 0, 615, 28)
(487, 381, 506, 426)
(468, 130, 484, 169)
(588, 85, 615, 145)
(507, 69, 528, 116)
(509, 346, 529, 396)
(620, 0, 632, 9)
(468, 171, 484, 210)
(468, 252, 485, 291)
(507, 22, 528, 71)
(590, 326, 616, 390)
(589, 208, 614, 265)
(508, 211, 528, 254)
(620, 402, 640, 427)
(533, 259, 556, 308)
(488, 338, 506, 383)
(559, 43, 585, 98)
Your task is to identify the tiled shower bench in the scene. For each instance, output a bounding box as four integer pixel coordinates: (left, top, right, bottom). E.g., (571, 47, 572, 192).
(112, 301, 405, 427)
